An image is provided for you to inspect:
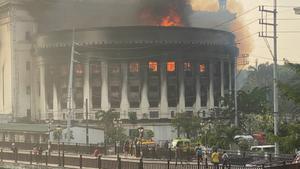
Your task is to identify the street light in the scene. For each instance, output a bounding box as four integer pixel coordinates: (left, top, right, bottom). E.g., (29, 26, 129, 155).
(45, 119, 54, 155)
(113, 118, 122, 158)
(138, 127, 144, 158)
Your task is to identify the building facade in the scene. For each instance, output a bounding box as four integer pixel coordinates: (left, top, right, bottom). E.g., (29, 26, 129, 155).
(0, 0, 238, 122)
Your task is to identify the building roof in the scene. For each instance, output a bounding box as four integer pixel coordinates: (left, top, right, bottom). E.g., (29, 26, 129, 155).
(0, 123, 49, 133)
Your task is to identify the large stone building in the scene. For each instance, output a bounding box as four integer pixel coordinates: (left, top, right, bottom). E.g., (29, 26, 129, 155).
(0, 0, 238, 129)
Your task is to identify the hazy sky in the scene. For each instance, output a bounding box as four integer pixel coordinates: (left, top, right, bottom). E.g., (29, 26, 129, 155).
(235, 0, 300, 65)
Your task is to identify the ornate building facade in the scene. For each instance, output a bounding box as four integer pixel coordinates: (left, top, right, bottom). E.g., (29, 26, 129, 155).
(0, 0, 238, 123)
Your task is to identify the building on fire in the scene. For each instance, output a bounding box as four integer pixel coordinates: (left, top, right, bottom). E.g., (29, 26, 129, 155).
(0, 0, 237, 140)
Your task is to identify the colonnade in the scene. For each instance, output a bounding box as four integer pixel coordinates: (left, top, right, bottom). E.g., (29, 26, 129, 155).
(38, 58, 233, 120)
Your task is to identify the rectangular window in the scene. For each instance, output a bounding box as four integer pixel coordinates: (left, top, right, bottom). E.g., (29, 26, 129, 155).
(110, 64, 121, 73)
(199, 64, 206, 73)
(149, 61, 158, 72)
(184, 62, 192, 71)
(26, 86, 31, 95)
(75, 64, 83, 76)
(26, 61, 30, 71)
(129, 63, 139, 73)
(167, 61, 176, 72)
(149, 111, 159, 118)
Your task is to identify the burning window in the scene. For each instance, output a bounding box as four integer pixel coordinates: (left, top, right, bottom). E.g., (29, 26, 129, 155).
(149, 61, 158, 72)
(199, 64, 206, 73)
(184, 62, 192, 71)
(129, 62, 139, 73)
(75, 64, 83, 75)
(167, 61, 176, 72)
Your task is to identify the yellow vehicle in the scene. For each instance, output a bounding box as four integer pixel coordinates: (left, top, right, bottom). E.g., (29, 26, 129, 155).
(137, 138, 156, 147)
(171, 138, 192, 152)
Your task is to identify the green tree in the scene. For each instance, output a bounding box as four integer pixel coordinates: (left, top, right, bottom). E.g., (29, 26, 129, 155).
(171, 112, 201, 139)
(95, 110, 128, 144)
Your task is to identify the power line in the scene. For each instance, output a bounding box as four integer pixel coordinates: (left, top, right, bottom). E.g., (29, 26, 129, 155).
(236, 32, 259, 42)
(232, 19, 258, 33)
(212, 6, 259, 28)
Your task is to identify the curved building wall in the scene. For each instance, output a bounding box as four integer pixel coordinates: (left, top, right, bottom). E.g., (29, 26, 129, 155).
(34, 26, 237, 121)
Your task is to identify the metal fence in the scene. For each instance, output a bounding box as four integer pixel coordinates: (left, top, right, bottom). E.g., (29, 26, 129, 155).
(0, 149, 299, 169)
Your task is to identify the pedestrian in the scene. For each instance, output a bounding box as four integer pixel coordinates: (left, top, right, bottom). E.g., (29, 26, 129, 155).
(11, 143, 17, 153)
(211, 149, 220, 169)
(175, 142, 183, 165)
(221, 151, 229, 169)
(195, 144, 203, 162)
(93, 147, 101, 157)
(124, 140, 130, 157)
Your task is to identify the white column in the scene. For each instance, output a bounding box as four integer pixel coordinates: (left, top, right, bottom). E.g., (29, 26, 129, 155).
(83, 59, 90, 118)
(39, 58, 47, 120)
(177, 61, 185, 112)
(120, 62, 130, 119)
(53, 83, 59, 120)
(229, 61, 232, 95)
(221, 60, 225, 97)
(140, 64, 149, 117)
(160, 61, 168, 118)
(194, 67, 201, 112)
(209, 61, 214, 109)
(101, 61, 110, 111)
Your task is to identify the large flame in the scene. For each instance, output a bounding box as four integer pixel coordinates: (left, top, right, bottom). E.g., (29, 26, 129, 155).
(160, 8, 183, 26)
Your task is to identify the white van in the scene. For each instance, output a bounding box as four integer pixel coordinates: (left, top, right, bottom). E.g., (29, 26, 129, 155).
(250, 145, 275, 153)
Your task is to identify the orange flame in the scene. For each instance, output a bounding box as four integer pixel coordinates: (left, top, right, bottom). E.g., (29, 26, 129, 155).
(160, 9, 183, 26)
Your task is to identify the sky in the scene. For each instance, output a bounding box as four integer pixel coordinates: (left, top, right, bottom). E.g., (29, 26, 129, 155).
(235, 0, 300, 66)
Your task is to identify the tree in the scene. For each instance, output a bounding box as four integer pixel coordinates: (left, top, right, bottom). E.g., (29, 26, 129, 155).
(171, 112, 201, 139)
(95, 110, 128, 144)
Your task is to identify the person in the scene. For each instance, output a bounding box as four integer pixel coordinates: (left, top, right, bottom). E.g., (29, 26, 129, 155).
(195, 144, 203, 162)
(221, 151, 229, 169)
(11, 143, 17, 153)
(211, 149, 220, 169)
(124, 140, 130, 157)
(292, 151, 300, 164)
(175, 142, 183, 165)
(93, 147, 101, 157)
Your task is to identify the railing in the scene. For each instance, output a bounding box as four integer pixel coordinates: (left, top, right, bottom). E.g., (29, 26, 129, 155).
(1, 149, 299, 169)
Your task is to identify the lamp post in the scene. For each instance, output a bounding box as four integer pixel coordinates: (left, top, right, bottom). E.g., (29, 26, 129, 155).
(113, 118, 122, 158)
(138, 127, 144, 158)
(45, 119, 54, 155)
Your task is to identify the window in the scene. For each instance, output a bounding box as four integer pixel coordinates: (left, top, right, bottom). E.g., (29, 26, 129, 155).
(130, 86, 139, 92)
(199, 64, 206, 73)
(26, 86, 31, 95)
(26, 61, 30, 71)
(91, 64, 101, 74)
(129, 63, 139, 73)
(149, 61, 158, 72)
(149, 111, 159, 118)
(110, 64, 120, 73)
(184, 62, 192, 71)
(75, 64, 83, 75)
(167, 61, 176, 72)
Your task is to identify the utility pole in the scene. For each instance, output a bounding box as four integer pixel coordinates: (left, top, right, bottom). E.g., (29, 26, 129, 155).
(85, 99, 89, 145)
(259, 0, 279, 155)
(66, 28, 76, 143)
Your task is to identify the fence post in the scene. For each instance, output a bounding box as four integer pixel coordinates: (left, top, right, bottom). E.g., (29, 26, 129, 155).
(197, 154, 200, 169)
(167, 160, 170, 169)
(262, 164, 265, 169)
(97, 155, 102, 169)
(62, 143, 65, 167)
(117, 156, 121, 169)
(139, 158, 143, 169)
(30, 151, 32, 165)
(0, 149, 2, 162)
(45, 152, 48, 166)
(79, 154, 83, 169)
(283, 161, 286, 166)
(205, 157, 208, 169)
(14, 149, 18, 163)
